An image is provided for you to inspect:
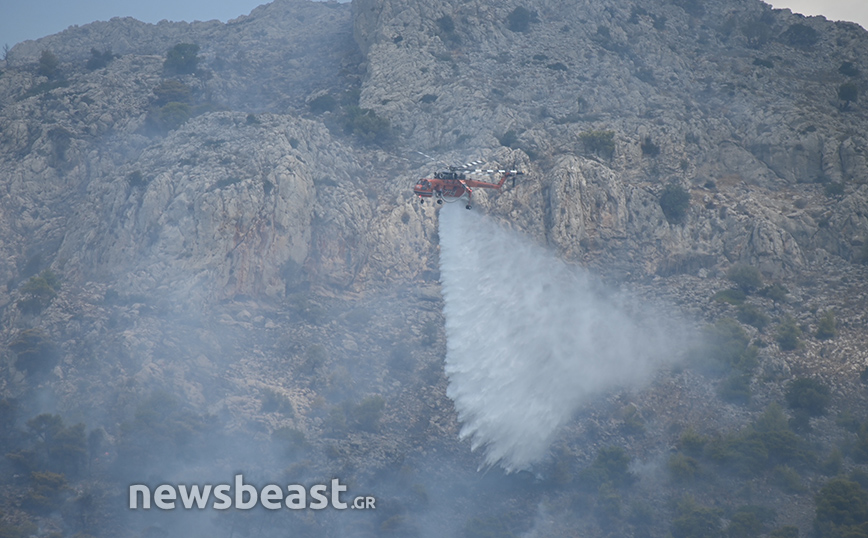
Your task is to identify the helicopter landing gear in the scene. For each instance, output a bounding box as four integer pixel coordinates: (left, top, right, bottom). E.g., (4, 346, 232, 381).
(465, 204, 472, 210)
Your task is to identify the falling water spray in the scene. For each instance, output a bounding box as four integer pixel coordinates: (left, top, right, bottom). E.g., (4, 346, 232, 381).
(438, 204, 683, 472)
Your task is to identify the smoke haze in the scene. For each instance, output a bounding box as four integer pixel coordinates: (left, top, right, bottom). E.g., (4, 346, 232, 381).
(438, 204, 686, 472)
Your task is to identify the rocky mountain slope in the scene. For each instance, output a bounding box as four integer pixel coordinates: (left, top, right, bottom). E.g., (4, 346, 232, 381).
(1, 0, 867, 536)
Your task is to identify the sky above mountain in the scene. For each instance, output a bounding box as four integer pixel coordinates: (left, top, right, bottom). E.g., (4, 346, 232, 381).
(0, 0, 865, 55)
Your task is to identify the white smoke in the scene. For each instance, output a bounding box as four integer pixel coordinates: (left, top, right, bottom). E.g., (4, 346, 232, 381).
(438, 204, 684, 472)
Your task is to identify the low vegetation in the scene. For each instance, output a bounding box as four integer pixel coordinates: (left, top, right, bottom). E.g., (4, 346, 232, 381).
(506, 7, 537, 33)
(341, 106, 392, 145)
(659, 182, 690, 224)
(579, 129, 616, 160)
(163, 43, 200, 75)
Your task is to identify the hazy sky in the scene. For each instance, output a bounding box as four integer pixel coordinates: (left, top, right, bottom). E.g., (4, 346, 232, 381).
(1, 0, 866, 51)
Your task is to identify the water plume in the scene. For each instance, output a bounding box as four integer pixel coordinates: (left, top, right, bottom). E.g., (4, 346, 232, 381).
(438, 204, 683, 472)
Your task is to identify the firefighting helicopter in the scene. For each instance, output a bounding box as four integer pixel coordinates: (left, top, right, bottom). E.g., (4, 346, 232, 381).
(412, 158, 523, 210)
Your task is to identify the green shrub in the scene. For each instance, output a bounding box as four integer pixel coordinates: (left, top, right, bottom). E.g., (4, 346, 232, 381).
(776, 316, 802, 351)
(840, 61, 860, 77)
(705, 404, 810, 476)
(342, 106, 392, 145)
(679, 428, 709, 457)
(85, 48, 114, 70)
(18, 269, 60, 314)
(838, 82, 858, 111)
(781, 24, 819, 49)
(0, 398, 17, 439)
(47, 126, 73, 169)
(852, 469, 868, 489)
(436, 15, 455, 34)
(743, 21, 772, 48)
(672, 498, 723, 538)
(754, 403, 790, 433)
(37, 50, 60, 78)
(308, 93, 337, 114)
(349, 396, 385, 432)
(288, 293, 327, 325)
(24, 471, 68, 514)
(726, 506, 771, 538)
(580, 130, 616, 160)
(769, 526, 799, 538)
(824, 182, 845, 196)
(48, 422, 87, 476)
(117, 392, 216, 472)
(821, 449, 843, 476)
(698, 318, 758, 375)
(595, 482, 622, 527)
(157, 102, 191, 131)
(785, 377, 830, 416)
(737, 303, 770, 331)
(548, 446, 573, 486)
(759, 283, 789, 304)
(260, 388, 294, 416)
(727, 265, 763, 293)
(435, 15, 460, 43)
(836, 411, 861, 433)
(815, 478, 868, 537)
(705, 434, 769, 476)
(773, 465, 806, 493)
(660, 182, 690, 224)
(726, 264, 763, 293)
(164, 43, 200, 75)
(815, 311, 837, 340)
(6, 414, 86, 476)
(857, 242, 868, 265)
(127, 171, 148, 188)
(669, 453, 700, 483)
(713, 288, 747, 305)
(578, 446, 636, 489)
(498, 129, 519, 148)
(507, 7, 536, 33)
(641, 136, 660, 157)
(20, 79, 70, 100)
(153, 79, 191, 105)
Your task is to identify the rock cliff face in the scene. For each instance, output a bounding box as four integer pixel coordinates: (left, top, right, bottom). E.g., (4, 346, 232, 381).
(1, 0, 868, 535)
(2, 0, 867, 303)
(352, 0, 868, 277)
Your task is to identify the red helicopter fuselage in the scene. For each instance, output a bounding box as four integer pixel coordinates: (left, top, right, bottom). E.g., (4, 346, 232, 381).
(413, 170, 517, 209)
